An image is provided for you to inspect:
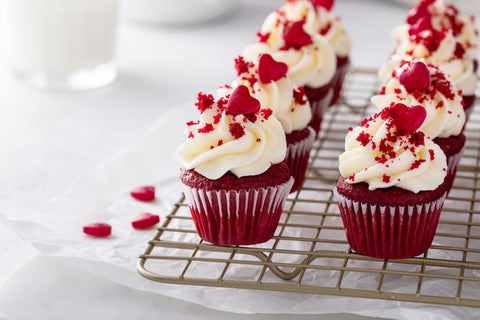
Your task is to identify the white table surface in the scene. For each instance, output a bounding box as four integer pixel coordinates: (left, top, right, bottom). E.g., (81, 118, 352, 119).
(0, 1, 478, 319)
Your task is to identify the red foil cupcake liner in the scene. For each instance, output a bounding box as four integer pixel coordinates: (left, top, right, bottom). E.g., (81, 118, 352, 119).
(335, 189, 447, 259)
(183, 177, 293, 246)
(286, 127, 315, 193)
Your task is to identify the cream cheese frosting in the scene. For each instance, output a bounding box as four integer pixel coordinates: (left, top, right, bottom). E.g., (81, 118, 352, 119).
(176, 87, 287, 180)
(218, 55, 312, 134)
(339, 103, 447, 193)
(372, 60, 465, 139)
(243, 5, 337, 88)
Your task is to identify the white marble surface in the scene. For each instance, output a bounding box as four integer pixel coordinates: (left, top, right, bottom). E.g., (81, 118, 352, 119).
(0, 0, 478, 319)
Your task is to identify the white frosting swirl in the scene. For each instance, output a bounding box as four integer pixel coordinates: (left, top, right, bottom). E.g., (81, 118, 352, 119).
(379, 30, 477, 95)
(217, 59, 312, 134)
(372, 60, 465, 138)
(243, 8, 337, 88)
(176, 96, 287, 180)
(282, 0, 351, 57)
(339, 111, 447, 193)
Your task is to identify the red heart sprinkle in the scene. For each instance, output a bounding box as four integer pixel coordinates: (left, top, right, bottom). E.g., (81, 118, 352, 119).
(284, 21, 313, 49)
(130, 186, 155, 202)
(226, 85, 261, 115)
(311, 0, 334, 11)
(258, 54, 288, 84)
(83, 223, 111, 237)
(131, 213, 160, 229)
(392, 103, 426, 134)
(399, 61, 430, 90)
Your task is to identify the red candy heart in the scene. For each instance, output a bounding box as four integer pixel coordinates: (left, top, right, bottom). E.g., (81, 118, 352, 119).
(399, 61, 430, 90)
(83, 223, 111, 237)
(131, 213, 160, 229)
(258, 54, 288, 84)
(226, 85, 261, 115)
(311, 0, 334, 11)
(283, 21, 313, 49)
(130, 186, 155, 202)
(391, 103, 426, 134)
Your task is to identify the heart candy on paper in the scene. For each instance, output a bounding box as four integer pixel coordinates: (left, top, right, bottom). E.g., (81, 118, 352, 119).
(391, 103, 426, 134)
(284, 21, 313, 48)
(130, 185, 155, 201)
(83, 223, 112, 237)
(131, 213, 160, 229)
(399, 61, 430, 90)
(226, 85, 261, 115)
(258, 54, 288, 84)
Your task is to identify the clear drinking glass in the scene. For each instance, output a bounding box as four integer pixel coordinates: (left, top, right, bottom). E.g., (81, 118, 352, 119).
(1, 0, 119, 90)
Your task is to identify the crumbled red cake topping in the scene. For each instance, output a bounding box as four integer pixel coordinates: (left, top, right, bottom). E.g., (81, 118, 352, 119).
(195, 92, 215, 114)
(234, 56, 254, 76)
(229, 122, 245, 139)
(382, 174, 391, 183)
(256, 31, 271, 43)
(293, 86, 308, 105)
(258, 54, 288, 83)
(259, 108, 273, 120)
(198, 123, 214, 134)
(454, 42, 466, 58)
(356, 131, 371, 146)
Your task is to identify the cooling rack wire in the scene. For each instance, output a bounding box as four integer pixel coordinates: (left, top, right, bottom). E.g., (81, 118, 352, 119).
(138, 68, 480, 308)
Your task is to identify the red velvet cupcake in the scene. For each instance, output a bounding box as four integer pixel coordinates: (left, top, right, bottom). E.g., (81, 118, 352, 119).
(336, 103, 448, 259)
(177, 87, 293, 246)
(243, 0, 351, 135)
(219, 54, 315, 193)
(379, 0, 478, 122)
(372, 60, 466, 194)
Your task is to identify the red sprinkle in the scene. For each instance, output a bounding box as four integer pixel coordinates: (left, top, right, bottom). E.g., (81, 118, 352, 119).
(234, 56, 253, 76)
(83, 223, 111, 237)
(130, 186, 155, 202)
(229, 122, 245, 139)
(382, 174, 391, 183)
(195, 93, 215, 114)
(131, 213, 160, 229)
(258, 54, 288, 83)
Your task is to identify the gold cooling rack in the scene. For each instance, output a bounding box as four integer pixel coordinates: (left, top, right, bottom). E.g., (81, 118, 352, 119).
(137, 68, 480, 308)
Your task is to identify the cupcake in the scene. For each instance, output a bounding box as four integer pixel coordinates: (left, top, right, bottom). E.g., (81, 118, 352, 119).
(176, 87, 293, 246)
(218, 54, 315, 193)
(335, 102, 448, 259)
(281, 0, 351, 106)
(379, 0, 478, 119)
(372, 60, 465, 192)
(243, 0, 350, 135)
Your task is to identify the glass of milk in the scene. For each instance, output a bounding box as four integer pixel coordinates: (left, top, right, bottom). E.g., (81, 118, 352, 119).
(1, 0, 119, 90)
